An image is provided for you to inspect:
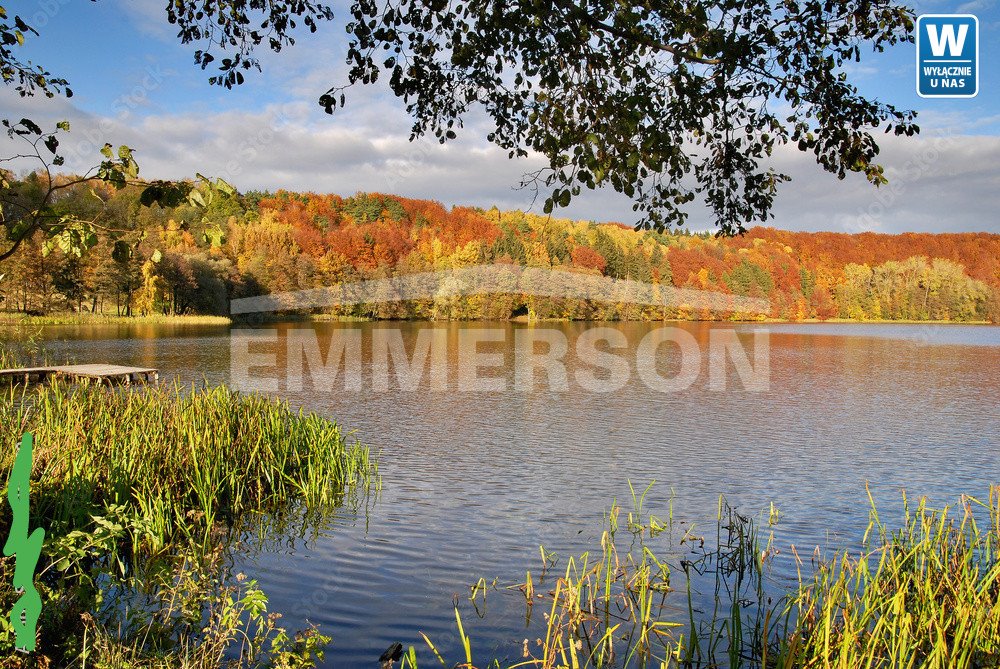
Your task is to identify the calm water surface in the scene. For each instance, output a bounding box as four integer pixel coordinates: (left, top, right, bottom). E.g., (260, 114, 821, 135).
(10, 320, 1000, 666)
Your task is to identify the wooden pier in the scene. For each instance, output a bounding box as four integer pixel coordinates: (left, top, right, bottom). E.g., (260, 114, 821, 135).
(0, 364, 159, 386)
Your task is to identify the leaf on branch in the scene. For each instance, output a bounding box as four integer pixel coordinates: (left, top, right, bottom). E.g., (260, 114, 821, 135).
(18, 118, 41, 135)
(215, 177, 236, 196)
(111, 240, 132, 263)
(40, 221, 99, 258)
(202, 224, 226, 248)
(187, 189, 206, 208)
(139, 182, 194, 208)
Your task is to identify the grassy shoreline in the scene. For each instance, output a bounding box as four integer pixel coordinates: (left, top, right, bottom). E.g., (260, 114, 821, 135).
(0, 382, 377, 667)
(0, 312, 231, 326)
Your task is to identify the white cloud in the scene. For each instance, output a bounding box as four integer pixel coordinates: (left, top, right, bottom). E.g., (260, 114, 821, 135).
(956, 0, 994, 13)
(1, 87, 997, 234)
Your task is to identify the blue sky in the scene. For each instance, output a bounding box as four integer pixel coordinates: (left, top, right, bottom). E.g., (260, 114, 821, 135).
(4, 0, 999, 233)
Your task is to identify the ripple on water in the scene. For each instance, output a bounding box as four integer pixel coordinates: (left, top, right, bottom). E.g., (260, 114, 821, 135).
(30, 321, 1000, 667)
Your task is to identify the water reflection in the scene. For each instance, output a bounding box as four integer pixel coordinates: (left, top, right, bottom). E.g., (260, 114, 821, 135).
(9, 321, 1000, 666)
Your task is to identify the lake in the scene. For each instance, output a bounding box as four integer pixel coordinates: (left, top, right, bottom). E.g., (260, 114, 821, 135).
(12, 320, 1000, 666)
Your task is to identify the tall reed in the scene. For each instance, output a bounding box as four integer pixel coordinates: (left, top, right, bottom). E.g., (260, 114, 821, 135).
(0, 381, 378, 666)
(408, 484, 1000, 669)
(1, 382, 377, 545)
(775, 487, 1000, 668)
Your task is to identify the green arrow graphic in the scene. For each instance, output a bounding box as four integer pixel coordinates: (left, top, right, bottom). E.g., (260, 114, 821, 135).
(4, 433, 44, 652)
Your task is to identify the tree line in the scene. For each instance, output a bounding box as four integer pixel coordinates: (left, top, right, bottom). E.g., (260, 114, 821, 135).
(1, 172, 997, 323)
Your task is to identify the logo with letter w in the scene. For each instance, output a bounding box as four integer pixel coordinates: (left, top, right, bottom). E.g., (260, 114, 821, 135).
(916, 15, 979, 99)
(925, 23, 969, 57)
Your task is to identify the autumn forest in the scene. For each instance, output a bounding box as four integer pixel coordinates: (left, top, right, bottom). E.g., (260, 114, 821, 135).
(2, 172, 998, 323)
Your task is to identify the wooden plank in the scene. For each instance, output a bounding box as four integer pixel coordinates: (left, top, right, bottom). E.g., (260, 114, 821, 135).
(50, 364, 158, 377)
(0, 364, 158, 384)
(0, 367, 56, 376)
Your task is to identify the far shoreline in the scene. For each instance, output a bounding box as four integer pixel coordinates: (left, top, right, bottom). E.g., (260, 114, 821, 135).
(0, 312, 232, 327)
(1, 311, 995, 328)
